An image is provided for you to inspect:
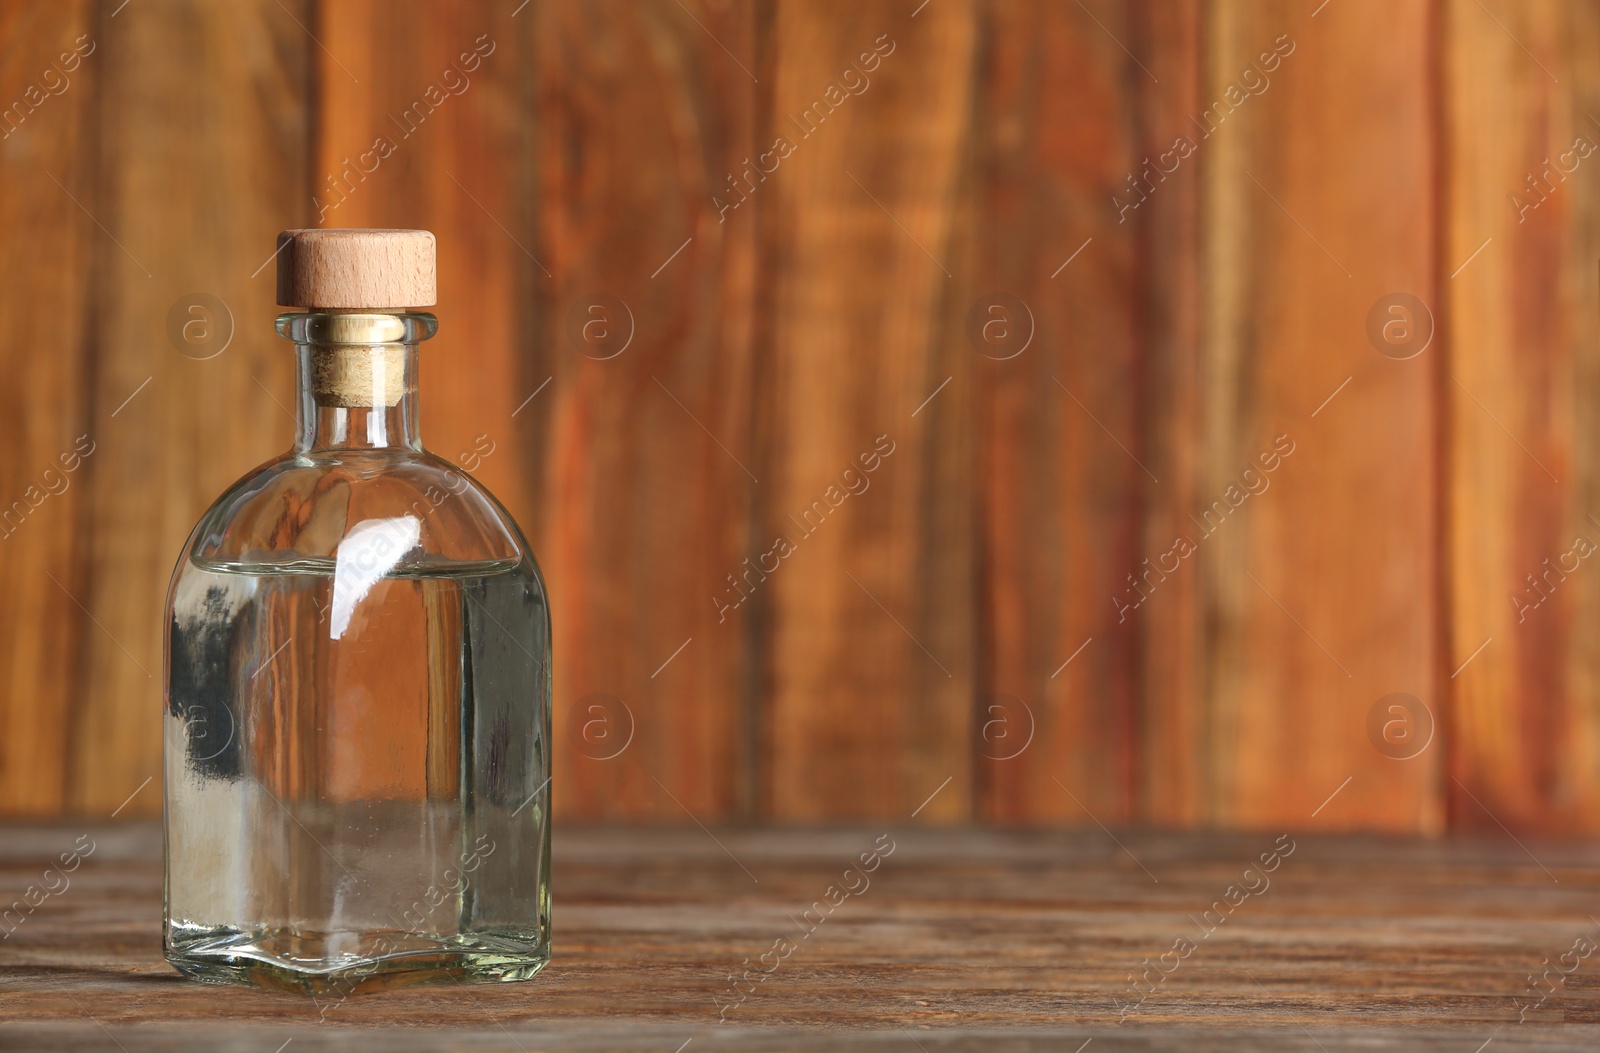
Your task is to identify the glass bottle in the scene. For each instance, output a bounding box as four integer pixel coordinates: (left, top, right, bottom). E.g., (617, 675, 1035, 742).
(162, 229, 551, 996)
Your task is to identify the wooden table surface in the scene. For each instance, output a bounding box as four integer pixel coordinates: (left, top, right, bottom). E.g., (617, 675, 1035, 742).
(3, 821, 1600, 1051)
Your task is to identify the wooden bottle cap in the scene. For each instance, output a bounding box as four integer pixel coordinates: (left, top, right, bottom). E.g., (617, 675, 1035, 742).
(276, 228, 436, 309)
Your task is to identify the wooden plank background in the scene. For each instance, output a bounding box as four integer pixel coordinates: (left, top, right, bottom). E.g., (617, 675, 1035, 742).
(0, 0, 1593, 833)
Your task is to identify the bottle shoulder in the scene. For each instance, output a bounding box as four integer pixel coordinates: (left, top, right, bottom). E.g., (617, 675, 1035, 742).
(184, 448, 537, 571)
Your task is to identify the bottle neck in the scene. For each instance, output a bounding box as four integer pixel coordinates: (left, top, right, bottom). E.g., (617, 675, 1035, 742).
(294, 345, 421, 453)
(276, 312, 438, 455)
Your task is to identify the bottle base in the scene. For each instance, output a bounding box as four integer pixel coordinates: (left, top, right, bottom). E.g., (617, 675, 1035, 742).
(165, 924, 549, 996)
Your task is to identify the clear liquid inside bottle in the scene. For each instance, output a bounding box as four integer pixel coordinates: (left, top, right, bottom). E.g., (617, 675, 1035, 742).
(163, 312, 550, 996)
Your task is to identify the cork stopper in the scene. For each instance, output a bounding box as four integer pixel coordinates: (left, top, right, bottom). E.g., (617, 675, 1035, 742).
(276, 228, 436, 309)
(311, 346, 407, 408)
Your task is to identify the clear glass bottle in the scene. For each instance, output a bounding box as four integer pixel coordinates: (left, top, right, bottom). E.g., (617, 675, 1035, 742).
(162, 236, 550, 996)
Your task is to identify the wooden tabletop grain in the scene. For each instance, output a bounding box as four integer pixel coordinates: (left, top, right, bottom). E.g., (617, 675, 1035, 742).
(3, 821, 1600, 1051)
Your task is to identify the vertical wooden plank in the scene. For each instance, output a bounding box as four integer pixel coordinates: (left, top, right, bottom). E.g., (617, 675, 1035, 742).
(1445, 0, 1600, 833)
(1153, 0, 1441, 829)
(75, 0, 312, 814)
(0, 3, 97, 815)
(1128, 0, 1206, 826)
(320, 0, 757, 820)
(531, 0, 757, 819)
(970, 0, 1148, 823)
(756, 0, 976, 820)
(312, 0, 541, 808)
(308, 0, 553, 806)
(313, 0, 540, 538)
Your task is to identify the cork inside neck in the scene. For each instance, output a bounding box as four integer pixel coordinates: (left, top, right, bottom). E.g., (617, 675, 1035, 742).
(276, 311, 437, 409)
(311, 345, 406, 407)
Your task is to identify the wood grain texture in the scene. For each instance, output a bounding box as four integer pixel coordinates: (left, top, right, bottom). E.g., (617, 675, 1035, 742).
(1444, 0, 1600, 833)
(528, 0, 758, 820)
(1128, 0, 1207, 826)
(971, 0, 1146, 823)
(318, 0, 762, 823)
(74, 0, 313, 815)
(274, 228, 437, 309)
(1159, 0, 1442, 830)
(6, 1, 1600, 834)
(0, 2, 98, 816)
(307, 0, 540, 810)
(754, 0, 977, 821)
(6, 821, 1600, 1049)
(311, 0, 540, 528)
